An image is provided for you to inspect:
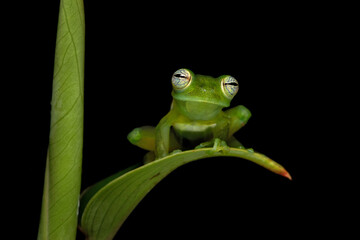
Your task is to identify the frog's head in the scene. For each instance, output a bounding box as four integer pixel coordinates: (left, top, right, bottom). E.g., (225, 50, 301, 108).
(171, 68, 239, 120)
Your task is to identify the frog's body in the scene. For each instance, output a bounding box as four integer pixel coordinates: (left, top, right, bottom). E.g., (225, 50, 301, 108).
(128, 69, 251, 162)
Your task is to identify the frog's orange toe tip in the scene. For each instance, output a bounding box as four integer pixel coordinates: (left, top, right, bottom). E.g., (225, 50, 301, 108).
(280, 170, 292, 180)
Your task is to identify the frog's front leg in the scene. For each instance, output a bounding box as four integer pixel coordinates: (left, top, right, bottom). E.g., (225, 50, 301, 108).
(195, 138, 230, 153)
(195, 136, 244, 151)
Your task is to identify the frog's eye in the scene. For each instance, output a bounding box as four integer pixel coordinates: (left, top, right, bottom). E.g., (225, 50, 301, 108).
(172, 69, 192, 90)
(221, 76, 239, 99)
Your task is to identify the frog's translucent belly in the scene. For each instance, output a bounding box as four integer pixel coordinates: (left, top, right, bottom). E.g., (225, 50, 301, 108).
(173, 122, 216, 144)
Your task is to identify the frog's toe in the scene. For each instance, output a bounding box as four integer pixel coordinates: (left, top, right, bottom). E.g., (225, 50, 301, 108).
(195, 141, 213, 149)
(246, 148, 255, 153)
(211, 138, 230, 153)
(170, 149, 182, 155)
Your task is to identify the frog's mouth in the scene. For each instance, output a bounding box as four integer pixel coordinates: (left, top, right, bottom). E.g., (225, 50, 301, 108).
(171, 90, 230, 108)
(175, 100, 224, 121)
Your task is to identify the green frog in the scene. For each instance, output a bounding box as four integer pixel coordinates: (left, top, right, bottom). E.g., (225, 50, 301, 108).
(128, 68, 251, 162)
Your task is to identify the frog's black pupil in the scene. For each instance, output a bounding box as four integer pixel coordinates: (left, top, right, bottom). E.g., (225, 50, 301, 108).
(175, 74, 185, 78)
(225, 82, 238, 86)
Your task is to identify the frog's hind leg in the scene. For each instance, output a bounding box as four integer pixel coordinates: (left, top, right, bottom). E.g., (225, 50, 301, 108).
(127, 126, 156, 151)
(225, 105, 251, 137)
(143, 151, 156, 164)
(127, 126, 181, 162)
(227, 136, 245, 149)
(128, 126, 156, 164)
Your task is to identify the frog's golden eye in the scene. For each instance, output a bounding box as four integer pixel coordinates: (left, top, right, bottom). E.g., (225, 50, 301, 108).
(172, 69, 192, 90)
(221, 76, 239, 99)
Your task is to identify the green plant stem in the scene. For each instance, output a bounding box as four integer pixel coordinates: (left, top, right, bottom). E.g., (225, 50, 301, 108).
(38, 0, 85, 239)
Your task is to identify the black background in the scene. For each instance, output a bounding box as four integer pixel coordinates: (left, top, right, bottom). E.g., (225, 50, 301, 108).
(5, 1, 354, 239)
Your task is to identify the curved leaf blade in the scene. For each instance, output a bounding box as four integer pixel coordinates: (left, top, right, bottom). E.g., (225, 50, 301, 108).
(79, 147, 290, 240)
(38, 0, 85, 239)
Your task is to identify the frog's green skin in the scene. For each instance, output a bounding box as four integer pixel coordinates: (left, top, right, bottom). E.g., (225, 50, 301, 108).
(128, 69, 251, 161)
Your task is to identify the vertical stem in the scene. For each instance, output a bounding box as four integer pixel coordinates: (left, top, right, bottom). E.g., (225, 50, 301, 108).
(38, 0, 85, 239)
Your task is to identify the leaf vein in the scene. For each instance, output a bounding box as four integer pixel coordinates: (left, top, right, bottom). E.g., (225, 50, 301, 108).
(62, 3, 84, 101)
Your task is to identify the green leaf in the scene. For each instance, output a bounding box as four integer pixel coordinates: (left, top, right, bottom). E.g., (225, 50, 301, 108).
(79, 147, 290, 240)
(38, 0, 85, 239)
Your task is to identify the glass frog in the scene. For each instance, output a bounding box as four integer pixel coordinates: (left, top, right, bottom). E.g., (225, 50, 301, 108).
(128, 68, 251, 162)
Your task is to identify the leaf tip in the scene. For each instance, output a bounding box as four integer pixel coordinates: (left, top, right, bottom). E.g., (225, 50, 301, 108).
(280, 170, 292, 180)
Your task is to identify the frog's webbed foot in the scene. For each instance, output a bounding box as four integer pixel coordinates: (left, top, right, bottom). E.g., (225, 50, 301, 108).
(143, 151, 155, 164)
(227, 136, 245, 149)
(195, 138, 230, 154)
(212, 138, 230, 153)
(227, 136, 255, 153)
(169, 149, 183, 156)
(195, 140, 214, 149)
